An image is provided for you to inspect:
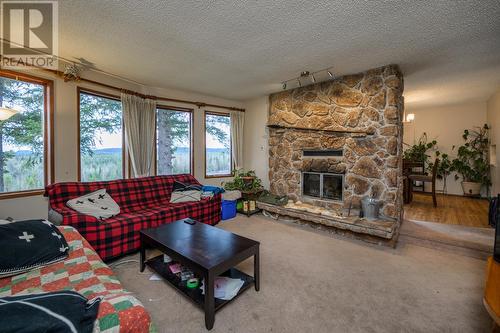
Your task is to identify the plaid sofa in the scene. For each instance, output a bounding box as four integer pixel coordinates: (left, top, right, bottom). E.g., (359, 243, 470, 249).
(0, 226, 154, 333)
(45, 174, 221, 261)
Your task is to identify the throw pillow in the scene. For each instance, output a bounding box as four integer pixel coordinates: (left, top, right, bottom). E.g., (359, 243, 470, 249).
(0, 219, 69, 278)
(0, 291, 101, 333)
(170, 190, 202, 203)
(66, 189, 120, 220)
(172, 180, 202, 192)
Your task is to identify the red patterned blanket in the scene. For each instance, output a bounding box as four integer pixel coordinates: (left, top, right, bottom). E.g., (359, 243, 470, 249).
(0, 226, 154, 333)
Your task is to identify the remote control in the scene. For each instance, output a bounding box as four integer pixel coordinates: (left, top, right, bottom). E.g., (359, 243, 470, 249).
(184, 219, 196, 225)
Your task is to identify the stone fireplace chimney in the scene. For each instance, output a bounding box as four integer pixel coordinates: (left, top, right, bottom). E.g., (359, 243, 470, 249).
(267, 65, 404, 228)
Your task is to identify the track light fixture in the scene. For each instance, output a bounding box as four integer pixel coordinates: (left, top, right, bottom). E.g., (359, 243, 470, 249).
(280, 66, 334, 91)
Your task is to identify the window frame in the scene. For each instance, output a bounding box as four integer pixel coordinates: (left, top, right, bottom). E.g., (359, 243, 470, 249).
(155, 105, 194, 176)
(204, 110, 233, 178)
(0, 70, 54, 199)
(77, 87, 125, 182)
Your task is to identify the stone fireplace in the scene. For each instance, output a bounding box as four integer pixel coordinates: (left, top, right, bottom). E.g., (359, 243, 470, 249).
(263, 65, 404, 241)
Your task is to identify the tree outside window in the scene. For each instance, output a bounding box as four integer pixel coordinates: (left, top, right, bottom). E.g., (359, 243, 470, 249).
(157, 108, 192, 175)
(205, 113, 231, 176)
(79, 91, 123, 181)
(0, 76, 45, 193)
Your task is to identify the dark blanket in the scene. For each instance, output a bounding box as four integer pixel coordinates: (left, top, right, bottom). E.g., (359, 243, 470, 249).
(173, 180, 202, 192)
(0, 291, 101, 333)
(0, 219, 69, 278)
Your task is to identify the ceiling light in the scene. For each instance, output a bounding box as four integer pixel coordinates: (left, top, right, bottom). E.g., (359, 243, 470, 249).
(279, 66, 334, 91)
(0, 107, 18, 121)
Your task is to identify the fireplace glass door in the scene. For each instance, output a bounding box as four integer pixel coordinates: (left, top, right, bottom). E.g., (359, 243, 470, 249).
(303, 172, 321, 198)
(302, 172, 343, 201)
(323, 174, 343, 201)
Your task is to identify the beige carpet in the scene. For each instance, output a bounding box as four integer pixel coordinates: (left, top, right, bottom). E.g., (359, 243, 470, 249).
(112, 214, 491, 332)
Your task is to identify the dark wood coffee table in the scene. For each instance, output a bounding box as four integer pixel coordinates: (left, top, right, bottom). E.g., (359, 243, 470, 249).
(139, 218, 260, 330)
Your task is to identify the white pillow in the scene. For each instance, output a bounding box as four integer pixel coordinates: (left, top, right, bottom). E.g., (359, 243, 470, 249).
(66, 189, 120, 220)
(170, 190, 202, 203)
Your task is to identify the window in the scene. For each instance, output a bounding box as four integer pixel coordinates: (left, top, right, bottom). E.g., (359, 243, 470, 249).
(205, 112, 232, 177)
(78, 89, 123, 181)
(0, 71, 52, 197)
(156, 107, 193, 175)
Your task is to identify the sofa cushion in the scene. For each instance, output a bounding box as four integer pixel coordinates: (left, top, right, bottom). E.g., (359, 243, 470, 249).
(0, 220, 69, 278)
(0, 291, 101, 333)
(67, 189, 120, 220)
(85, 197, 221, 260)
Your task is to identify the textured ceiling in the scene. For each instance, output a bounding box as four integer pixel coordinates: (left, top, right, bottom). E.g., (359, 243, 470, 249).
(58, 0, 500, 107)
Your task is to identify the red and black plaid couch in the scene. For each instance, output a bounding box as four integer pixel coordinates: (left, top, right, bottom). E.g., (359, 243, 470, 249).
(44, 174, 221, 261)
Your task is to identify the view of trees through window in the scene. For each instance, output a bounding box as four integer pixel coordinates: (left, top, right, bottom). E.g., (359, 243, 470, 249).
(1, 82, 233, 187)
(157, 108, 192, 175)
(205, 113, 231, 176)
(79, 91, 123, 181)
(0, 76, 45, 193)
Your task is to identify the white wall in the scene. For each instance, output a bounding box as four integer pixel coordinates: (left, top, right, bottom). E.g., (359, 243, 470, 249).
(403, 101, 488, 195)
(242, 96, 270, 189)
(487, 89, 500, 196)
(0, 69, 242, 220)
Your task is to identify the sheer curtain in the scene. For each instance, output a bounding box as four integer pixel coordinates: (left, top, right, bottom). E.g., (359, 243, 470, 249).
(121, 93, 157, 177)
(230, 111, 244, 170)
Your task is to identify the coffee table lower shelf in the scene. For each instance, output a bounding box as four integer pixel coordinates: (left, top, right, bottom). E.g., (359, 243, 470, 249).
(145, 255, 255, 312)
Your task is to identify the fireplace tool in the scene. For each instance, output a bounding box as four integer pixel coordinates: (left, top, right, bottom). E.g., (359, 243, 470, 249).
(347, 184, 355, 217)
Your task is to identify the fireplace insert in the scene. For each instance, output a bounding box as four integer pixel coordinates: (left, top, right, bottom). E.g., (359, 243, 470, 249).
(302, 172, 343, 201)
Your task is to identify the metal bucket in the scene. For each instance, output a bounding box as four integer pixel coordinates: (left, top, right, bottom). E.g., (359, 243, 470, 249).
(361, 197, 381, 221)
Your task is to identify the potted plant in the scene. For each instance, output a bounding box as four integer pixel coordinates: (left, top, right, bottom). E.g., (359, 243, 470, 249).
(451, 124, 491, 196)
(240, 174, 256, 187)
(403, 132, 438, 167)
(404, 133, 438, 189)
(223, 169, 263, 193)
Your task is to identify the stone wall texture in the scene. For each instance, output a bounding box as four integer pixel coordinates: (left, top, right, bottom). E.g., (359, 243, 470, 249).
(268, 65, 404, 221)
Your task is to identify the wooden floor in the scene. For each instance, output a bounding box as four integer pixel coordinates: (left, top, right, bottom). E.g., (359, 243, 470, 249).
(404, 193, 490, 228)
